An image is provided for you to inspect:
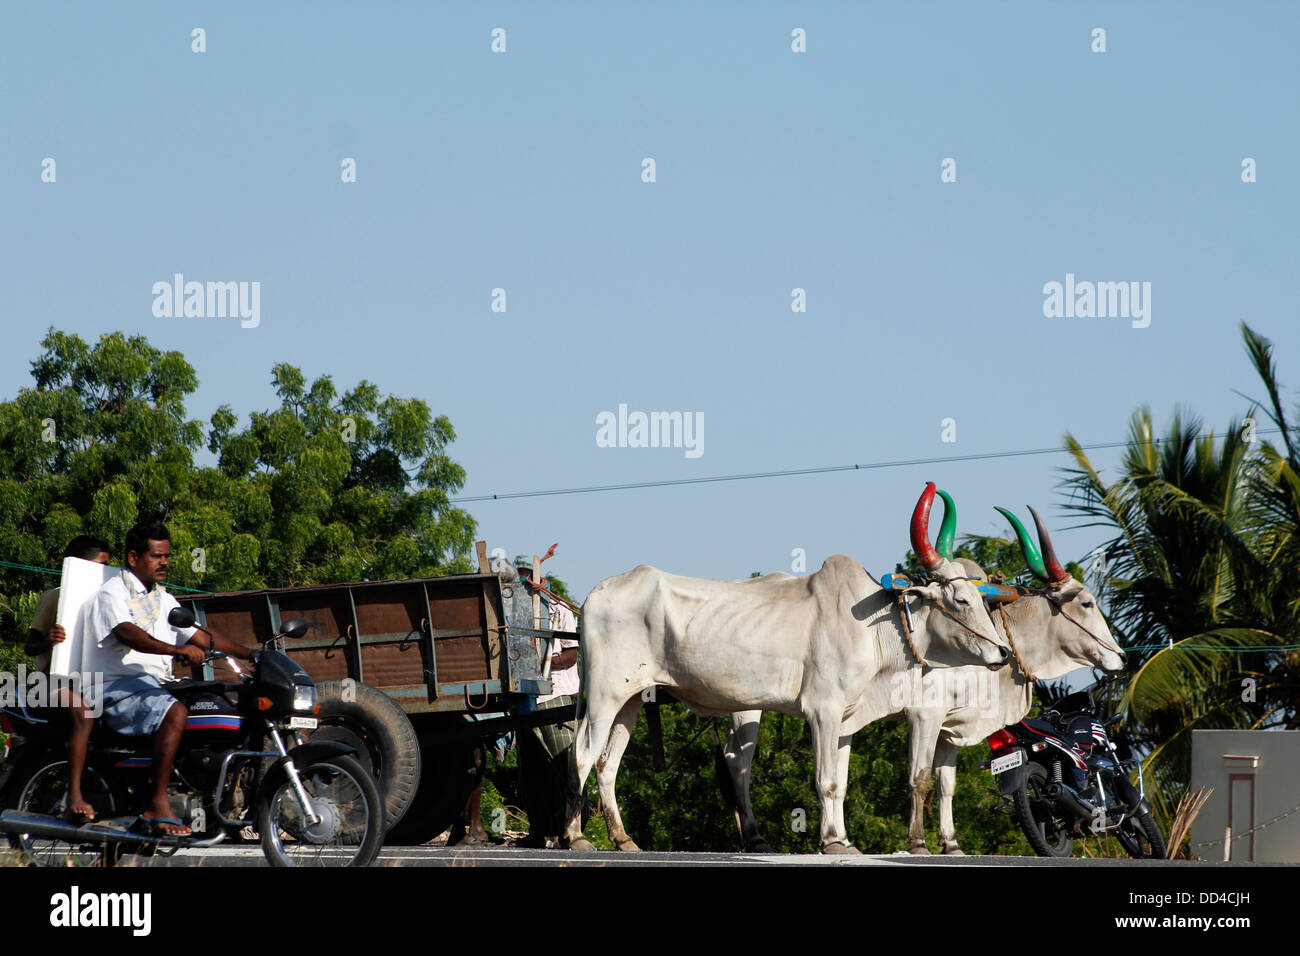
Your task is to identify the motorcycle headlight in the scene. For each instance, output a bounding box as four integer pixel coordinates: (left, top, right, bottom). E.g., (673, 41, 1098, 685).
(293, 685, 316, 712)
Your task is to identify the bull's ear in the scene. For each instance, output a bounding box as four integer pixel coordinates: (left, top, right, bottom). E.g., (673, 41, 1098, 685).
(903, 583, 941, 601)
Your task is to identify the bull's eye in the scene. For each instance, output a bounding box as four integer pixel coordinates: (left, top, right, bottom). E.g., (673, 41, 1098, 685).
(954, 596, 970, 607)
(1082, 601, 1095, 609)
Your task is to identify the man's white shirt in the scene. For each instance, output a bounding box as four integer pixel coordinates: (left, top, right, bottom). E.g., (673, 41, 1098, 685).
(80, 571, 197, 684)
(539, 600, 579, 702)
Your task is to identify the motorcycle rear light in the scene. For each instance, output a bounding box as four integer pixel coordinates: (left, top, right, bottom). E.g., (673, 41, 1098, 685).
(988, 729, 1017, 753)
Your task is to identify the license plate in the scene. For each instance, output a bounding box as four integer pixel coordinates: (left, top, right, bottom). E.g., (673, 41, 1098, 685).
(990, 750, 1024, 775)
(289, 717, 318, 730)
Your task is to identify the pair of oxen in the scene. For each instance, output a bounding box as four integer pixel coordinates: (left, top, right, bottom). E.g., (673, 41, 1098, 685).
(562, 482, 1125, 854)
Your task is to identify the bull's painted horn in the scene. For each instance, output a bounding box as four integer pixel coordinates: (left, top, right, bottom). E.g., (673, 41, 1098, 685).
(995, 506, 1049, 582)
(935, 489, 957, 560)
(911, 482, 943, 570)
(1028, 506, 1072, 586)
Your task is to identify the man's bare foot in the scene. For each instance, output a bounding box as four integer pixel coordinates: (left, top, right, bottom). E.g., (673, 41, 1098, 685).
(64, 799, 96, 825)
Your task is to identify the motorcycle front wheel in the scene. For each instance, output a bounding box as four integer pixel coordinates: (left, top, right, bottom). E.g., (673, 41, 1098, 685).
(1013, 763, 1074, 858)
(255, 754, 383, 867)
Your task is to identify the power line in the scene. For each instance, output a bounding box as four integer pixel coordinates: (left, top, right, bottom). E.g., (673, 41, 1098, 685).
(0, 559, 211, 593)
(451, 427, 1285, 504)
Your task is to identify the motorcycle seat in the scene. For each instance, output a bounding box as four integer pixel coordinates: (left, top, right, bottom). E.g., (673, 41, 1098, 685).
(1019, 717, 1062, 738)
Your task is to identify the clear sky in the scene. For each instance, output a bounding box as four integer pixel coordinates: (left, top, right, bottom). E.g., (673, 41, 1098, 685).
(3, 2, 1297, 599)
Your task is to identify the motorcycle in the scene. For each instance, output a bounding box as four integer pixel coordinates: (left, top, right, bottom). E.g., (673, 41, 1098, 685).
(0, 608, 384, 867)
(982, 674, 1166, 859)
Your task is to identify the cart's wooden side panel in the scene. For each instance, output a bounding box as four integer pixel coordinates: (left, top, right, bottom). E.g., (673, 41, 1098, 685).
(482, 579, 503, 681)
(198, 600, 271, 648)
(183, 574, 506, 697)
(182, 574, 520, 711)
(353, 585, 427, 689)
(276, 592, 355, 682)
(426, 577, 493, 685)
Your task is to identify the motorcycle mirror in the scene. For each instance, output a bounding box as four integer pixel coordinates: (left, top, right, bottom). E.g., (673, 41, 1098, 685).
(168, 607, 197, 629)
(278, 618, 311, 640)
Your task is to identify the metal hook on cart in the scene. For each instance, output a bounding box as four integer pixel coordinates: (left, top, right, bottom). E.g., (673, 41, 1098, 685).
(465, 682, 490, 710)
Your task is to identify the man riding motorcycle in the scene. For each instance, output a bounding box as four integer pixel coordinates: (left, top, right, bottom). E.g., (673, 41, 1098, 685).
(82, 521, 254, 836)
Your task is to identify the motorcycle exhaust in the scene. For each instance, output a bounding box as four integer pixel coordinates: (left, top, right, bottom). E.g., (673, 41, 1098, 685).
(0, 810, 141, 845)
(0, 809, 225, 848)
(1043, 782, 1096, 821)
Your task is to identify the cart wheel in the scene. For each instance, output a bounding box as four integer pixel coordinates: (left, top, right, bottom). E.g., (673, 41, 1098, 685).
(384, 740, 480, 846)
(310, 680, 421, 832)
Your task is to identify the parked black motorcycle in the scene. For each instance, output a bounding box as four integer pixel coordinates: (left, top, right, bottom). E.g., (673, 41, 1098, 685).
(982, 675, 1166, 859)
(0, 609, 384, 866)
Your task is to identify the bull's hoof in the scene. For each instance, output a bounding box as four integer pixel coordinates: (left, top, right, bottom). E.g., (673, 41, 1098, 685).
(822, 840, 861, 855)
(565, 836, 595, 851)
(614, 838, 641, 852)
(941, 843, 965, 856)
(744, 839, 775, 854)
(908, 841, 931, 855)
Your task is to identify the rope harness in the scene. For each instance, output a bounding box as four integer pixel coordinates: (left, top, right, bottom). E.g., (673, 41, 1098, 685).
(1053, 599, 1123, 655)
(894, 593, 929, 668)
(998, 603, 1037, 682)
(894, 576, 1006, 668)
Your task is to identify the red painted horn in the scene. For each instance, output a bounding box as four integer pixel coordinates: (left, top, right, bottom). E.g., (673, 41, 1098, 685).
(1028, 506, 1072, 586)
(911, 482, 943, 571)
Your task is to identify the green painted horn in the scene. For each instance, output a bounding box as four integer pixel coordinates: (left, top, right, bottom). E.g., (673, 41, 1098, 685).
(935, 489, 957, 559)
(995, 506, 1049, 582)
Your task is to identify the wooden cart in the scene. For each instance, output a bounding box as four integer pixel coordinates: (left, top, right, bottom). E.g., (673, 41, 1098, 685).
(178, 560, 578, 843)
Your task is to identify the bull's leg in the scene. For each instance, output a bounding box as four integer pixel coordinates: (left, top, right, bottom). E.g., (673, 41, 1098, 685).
(934, 739, 963, 854)
(809, 709, 853, 853)
(906, 709, 942, 854)
(596, 695, 644, 851)
(725, 711, 771, 852)
(832, 731, 856, 851)
(563, 687, 628, 850)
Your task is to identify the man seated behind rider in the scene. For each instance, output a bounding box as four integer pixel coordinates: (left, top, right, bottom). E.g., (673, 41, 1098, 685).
(82, 521, 253, 837)
(25, 536, 111, 824)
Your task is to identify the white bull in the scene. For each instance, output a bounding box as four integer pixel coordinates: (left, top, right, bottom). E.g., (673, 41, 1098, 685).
(721, 501, 1126, 854)
(562, 483, 1011, 853)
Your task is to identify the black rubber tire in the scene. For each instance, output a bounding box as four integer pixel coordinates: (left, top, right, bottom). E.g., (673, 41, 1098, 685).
(310, 680, 421, 832)
(4, 755, 123, 867)
(1116, 810, 1167, 859)
(1013, 763, 1075, 858)
(384, 739, 480, 846)
(255, 754, 384, 867)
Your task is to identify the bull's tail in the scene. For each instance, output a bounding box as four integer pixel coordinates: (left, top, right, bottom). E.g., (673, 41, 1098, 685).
(575, 601, 588, 722)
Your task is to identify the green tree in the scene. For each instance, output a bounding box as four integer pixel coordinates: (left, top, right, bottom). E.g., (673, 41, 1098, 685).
(0, 329, 477, 646)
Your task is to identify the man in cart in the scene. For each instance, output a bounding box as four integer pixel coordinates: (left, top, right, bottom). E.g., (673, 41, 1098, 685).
(517, 566, 580, 848)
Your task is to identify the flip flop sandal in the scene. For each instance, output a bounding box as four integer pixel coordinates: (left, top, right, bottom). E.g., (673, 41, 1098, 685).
(130, 815, 192, 838)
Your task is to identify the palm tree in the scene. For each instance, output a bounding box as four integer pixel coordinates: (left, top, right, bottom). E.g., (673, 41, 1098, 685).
(1056, 323, 1300, 826)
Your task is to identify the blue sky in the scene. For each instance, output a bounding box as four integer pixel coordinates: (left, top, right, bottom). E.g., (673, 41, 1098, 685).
(2, 2, 1297, 599)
